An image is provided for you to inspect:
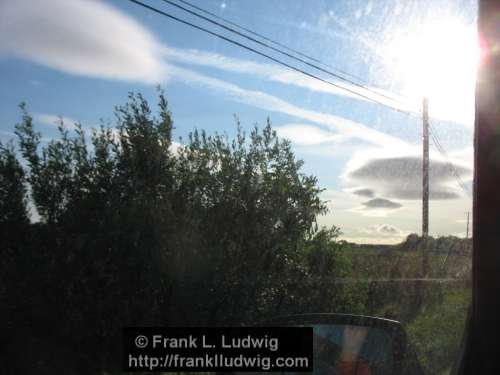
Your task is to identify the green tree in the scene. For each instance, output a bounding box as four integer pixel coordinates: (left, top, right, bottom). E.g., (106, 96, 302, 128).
(3, 91, 354, 374)
(0, 140, 29, 226)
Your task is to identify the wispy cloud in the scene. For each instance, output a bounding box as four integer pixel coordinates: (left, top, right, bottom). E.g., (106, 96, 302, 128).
(0, 0, 417, 157)
(0, 0, 167, 83)
(168, 64, 409, 149)
(0, 0, 473, 129)
(0, 0, 407, 110)
(275, 123, 348, 145)
(162, 45, 413, 111)
(35, 113, 80, 130)
(0, 0, 411, 114)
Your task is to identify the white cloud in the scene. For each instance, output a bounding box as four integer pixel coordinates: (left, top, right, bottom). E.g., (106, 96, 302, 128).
(35, 113, 80, 130)
(348, 188, 375, 197)
(340, 236, 403, 244)
(349, 204, 403, 218)
(162, 45, 413, 112)
(361, 198, 402, 209)
(168, 64, 410, 150)
(361, 223, 408, 237)
(319, 187, 472, 244)
(1, 0, 472, 129)
(0, 0, 415, 119)
(0, 0, 167, 83)
(0, 0, 414, 121)
(342, 147, 472, 201)
(318, 189, 411, 243)
(275, 124, 347, 145)
(348, 197, 403, 218)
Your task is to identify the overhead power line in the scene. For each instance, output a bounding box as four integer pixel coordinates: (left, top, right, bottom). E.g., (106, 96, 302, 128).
(177, 0, 330, 67)
(128, 0, 414, 115)
(174, 0, 405, 100)
(131, 1, 470, 207)
(176, 0, 410, 104)
(430, 129, 469, 195)
(432, 141, 470, 196)
(159, 0, 411, 108)
(428, 121, 471, 198)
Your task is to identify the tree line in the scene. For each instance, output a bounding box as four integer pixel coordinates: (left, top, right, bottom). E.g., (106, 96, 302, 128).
(0, 91, 365, 374)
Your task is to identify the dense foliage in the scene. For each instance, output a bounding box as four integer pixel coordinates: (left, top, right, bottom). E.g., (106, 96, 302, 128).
(1, 92, 361, 374)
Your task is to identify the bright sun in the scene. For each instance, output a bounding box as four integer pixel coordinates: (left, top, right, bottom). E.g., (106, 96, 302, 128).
(386, 17, 478, 126)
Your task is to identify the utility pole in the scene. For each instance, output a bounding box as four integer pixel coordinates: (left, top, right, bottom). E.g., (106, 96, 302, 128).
(466, 211, 470, 239)
(422, 97, 429, 238)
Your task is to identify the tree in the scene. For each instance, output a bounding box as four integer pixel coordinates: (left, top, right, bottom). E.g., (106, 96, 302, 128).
(0, 140, 29, 227)
(3, 91, 353, 373)
(170, 119, 330, 324)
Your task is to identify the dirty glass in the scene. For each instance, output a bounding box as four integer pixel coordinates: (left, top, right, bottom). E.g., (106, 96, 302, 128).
(0, 0, 475, 374)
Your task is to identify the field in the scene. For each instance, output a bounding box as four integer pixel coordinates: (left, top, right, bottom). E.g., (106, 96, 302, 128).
(341, 236, 472, 374)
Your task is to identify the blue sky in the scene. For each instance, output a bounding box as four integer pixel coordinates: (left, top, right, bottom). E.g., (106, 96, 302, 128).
(0, 0, 476, 243)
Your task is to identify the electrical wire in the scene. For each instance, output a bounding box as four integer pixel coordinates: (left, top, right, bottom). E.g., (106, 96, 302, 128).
(428, 122, 471, 198)
(159, 0, 412, 108)
(128, 0, 415, 115)
(430, 130, 469, 194)
(172, 0, 411, 104)
(132, 0, 473, 200)
(177, 0, 337, 68)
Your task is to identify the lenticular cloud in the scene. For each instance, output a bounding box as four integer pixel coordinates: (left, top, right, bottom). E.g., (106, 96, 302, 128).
(0, 0, 167, 83)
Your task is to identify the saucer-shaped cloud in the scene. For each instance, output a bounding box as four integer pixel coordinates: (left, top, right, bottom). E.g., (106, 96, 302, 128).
(0, 0, 166, 83)
(362, 198, 402, 209)
(347, 156, 470, 200)
(351, 188, 375, 197)
(349, 197, 403, 217)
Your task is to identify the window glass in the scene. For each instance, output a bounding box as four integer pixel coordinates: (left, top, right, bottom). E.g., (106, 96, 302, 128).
(0, 0, 475, 373)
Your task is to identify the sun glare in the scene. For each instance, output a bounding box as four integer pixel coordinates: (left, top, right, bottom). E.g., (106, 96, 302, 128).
(386, 17, 478, 126)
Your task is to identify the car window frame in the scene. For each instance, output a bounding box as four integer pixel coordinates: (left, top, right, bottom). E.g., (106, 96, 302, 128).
(454, 0, 500, 373)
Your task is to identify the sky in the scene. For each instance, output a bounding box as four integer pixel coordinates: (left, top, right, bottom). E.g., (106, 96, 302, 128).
(0, 0, 477, 243)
